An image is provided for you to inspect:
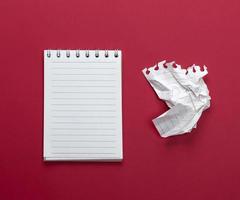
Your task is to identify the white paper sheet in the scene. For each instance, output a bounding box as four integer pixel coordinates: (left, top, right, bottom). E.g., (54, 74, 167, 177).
(142, 61, 211, 138)
(44, 50, 122, 161)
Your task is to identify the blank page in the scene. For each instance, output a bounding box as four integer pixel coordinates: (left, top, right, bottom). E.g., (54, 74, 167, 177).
(44, 50, 122, 161)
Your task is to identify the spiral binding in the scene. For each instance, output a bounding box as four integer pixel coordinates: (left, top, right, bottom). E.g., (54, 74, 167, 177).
(57, 50, 60, 57)
(66, 50, 70, 58)
(114, 50, 118, 57)
(76, 50, 80, 57)
(105, 50, 109, 57)
(46, 50, 119, 58)
(95, 50, 99, 58)
(47, 50, 51, 57)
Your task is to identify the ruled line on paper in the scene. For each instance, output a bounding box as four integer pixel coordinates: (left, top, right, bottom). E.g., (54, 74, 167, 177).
(51, 134, 116, 136)
(53, 73, 115, 76)
(52, 122, 116, 124)
(52, 116, 116, 118)
(52, 140, 116, 142)
(52, 91, 116, 94)
(51, 152, 116, 154)
(52, 109, 116, 112)
(51, 146, 116, 148)
(52, 79, 116, 82)
(51, 97, 116, 100)
(51, 103, 115, 106)
(52, 85, 116, 88)
(51, 67, 116, 70)
(51, 128, 116, 130)
(49, 61, 117, 64)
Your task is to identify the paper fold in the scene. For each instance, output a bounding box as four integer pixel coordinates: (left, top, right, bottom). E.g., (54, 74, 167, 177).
(143, 61, 211, 137)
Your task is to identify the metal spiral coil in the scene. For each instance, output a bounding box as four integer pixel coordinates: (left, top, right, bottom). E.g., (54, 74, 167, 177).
(46, 50, 119, 58)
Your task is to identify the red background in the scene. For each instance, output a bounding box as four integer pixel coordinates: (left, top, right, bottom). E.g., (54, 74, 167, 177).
(1, 0, 240, 199)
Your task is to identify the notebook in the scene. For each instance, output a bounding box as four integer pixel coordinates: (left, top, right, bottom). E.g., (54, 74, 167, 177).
(43, 50, 122, 161)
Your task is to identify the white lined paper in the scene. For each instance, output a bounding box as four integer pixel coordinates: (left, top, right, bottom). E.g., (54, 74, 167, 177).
(44, 50, 122, 161)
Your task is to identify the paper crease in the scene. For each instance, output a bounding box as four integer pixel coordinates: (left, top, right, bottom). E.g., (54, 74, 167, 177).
(143, 61, 211, 137)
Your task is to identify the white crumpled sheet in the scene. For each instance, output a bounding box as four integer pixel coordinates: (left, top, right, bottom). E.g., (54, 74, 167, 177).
(142, 61, 211, 138)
